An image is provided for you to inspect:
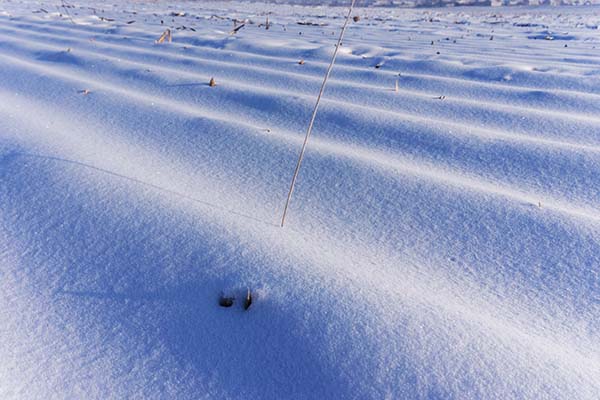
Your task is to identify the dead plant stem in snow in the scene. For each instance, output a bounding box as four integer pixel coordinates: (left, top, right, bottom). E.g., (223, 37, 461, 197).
(280, 0, 357, 227)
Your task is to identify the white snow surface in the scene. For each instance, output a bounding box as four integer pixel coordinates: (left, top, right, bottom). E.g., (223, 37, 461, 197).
(1, 0, 600, 399)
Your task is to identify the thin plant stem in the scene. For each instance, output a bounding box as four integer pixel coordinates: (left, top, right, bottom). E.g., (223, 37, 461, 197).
(280, 0, 357, 227)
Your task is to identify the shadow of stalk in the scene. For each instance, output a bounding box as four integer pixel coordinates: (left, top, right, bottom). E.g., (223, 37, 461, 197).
(9, 151, 278, 228)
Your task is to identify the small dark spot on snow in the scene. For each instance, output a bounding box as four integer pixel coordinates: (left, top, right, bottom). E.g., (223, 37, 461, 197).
(219, 294, 234, 307)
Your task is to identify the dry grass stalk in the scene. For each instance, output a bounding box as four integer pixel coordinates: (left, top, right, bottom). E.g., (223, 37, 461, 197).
(61, 0, 76, 24)
(280, 0, 357, 227)
(155, 28, 171, 44)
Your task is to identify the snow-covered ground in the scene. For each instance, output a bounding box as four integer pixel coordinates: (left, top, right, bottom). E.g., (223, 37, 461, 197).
(1, 0, 600, 398)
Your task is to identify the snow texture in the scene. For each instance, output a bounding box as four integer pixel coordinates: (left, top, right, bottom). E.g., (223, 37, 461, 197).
(1, 0, 600, 399)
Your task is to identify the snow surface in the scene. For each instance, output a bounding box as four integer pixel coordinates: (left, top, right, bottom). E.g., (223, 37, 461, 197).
(1, 0, 600, 398)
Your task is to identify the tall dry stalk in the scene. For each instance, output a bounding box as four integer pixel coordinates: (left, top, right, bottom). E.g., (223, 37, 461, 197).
(280, 0, 357, 227)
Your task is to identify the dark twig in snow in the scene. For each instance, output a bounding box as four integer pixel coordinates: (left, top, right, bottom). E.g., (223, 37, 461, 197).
(230, 23, 246, 35)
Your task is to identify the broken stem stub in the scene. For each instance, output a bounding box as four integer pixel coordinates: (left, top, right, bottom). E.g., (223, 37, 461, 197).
(244, 289, 253, 310)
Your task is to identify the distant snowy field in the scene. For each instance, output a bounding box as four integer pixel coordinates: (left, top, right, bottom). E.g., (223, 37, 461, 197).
(1, 0, 600, 398)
